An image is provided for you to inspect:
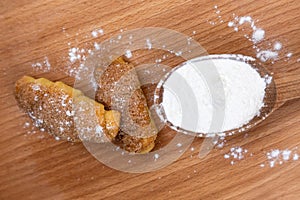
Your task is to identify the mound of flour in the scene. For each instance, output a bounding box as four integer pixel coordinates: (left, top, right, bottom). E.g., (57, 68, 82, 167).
(161, 57, 267, 133)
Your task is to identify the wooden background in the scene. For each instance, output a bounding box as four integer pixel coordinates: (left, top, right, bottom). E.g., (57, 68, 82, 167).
(1, 0, 300, 199)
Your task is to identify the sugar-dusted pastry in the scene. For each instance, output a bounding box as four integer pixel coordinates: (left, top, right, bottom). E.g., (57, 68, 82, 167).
(15, 76, 120, 142)
(95, 56, 157, 153)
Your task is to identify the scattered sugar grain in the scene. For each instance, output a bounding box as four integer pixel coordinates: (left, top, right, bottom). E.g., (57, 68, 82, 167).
(238, 16, 252, 25)
(224, 13, 283, 62)
(265, 149, 299, 168)
(286, 52, 293, 58)
(155, 58, 162, 63)
(24, 122, 30, 128)
(69, 47, 80, 63)
(145, 39, 152, 49)
(31, 57, 51, 72)
(32, 85, 40, 91)
(264, 75, 273, 85)
(252, 28, 265, 43)
(176, 143, 182, 147)
(224, 146, 249, 165)
(257, 50, 278, 62)
(94, 42, 100, 50)
(273, 42, 282, 50)
(124, 50, 132, 58)
(175, 51, 182, 56)
(91, 30, 98, 38)
(228, 21, 234, 27)
(293, 154, 299, 161)
(282, 150, 291, 161)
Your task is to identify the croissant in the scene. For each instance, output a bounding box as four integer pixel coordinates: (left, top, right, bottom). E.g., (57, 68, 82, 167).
(15, 76, 120, 143)
(95, 56, 157, 153)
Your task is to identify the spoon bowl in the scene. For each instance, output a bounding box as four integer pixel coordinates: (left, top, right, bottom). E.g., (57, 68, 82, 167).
(154, 54, 298, 137)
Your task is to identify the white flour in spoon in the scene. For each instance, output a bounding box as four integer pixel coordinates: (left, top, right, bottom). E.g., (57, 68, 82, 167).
(161, 57, 267, 133)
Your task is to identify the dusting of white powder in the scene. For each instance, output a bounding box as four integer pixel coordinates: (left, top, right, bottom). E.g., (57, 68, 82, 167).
(252, 28, 265, 43)
(261, 149, 299, 168)
(286, 52, 293, 58)
(94, 42, 100, 50)
(31, 57, 51, 72)
(273, 42, 282, 50)
(91, 31, 98, 38)
(146, 38, 152, 49)
(69, 47, 82, 63)
(225, 14, 290, 62)
(256, 50, 278, 62)
(238, 16, 252, 25)
(91, 29, 104, 38)
(124, 50, 133, 58)
(161, 58, 267, 133)
(223, 146, 249, 165)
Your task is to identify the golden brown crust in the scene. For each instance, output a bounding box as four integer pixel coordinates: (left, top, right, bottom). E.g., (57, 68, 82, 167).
(15, 76, 120, 142)
(95, 56, 157, 153)
(116, 133, 156, 154)
(95, 56, 137, 108)
(129, 89, 151, 127)
(104, 110, 121, 139)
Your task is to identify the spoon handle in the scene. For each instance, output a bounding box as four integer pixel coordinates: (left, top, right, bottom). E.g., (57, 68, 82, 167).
(275, 72, 300, 103)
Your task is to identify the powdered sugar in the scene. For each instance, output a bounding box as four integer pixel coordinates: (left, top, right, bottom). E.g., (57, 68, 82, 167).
(124, 50, 133, 58)
(293, 154, 299, 161)
(215, 136, 227, 148)
(162, 57, 267, 133)
(91, 28, 104, 38)
(273, 42, 282, 50)
(31, 57, 51, 72)
(207, 6, 224, 25)
(228, 21, 234, 27)
(146, 38, 152, 49)
(154, 153, 160, 160)
(223, 146, 249, 165)
(225, 15, 288, 63)
(286, 52, 293, 58)
(252, 28, 265, 43)
(69, 47, 85, 63)
(260, 148, 299, 168)
(256, 50, 279, 62)
(94, 42, 100, 50)
(238, 16, 253, 26)
(206, 6, 290, 63)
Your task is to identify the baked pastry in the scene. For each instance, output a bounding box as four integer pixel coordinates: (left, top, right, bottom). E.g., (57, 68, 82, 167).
(95, 56, 157, 153)
(15, 76, 120, 142)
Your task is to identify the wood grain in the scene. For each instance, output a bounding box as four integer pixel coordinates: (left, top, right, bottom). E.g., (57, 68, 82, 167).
(276, 72, 300, 102)
(1, 0, 300, 199)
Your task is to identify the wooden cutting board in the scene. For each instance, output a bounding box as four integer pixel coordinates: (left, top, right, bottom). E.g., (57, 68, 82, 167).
(1, 0, 300, 199)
